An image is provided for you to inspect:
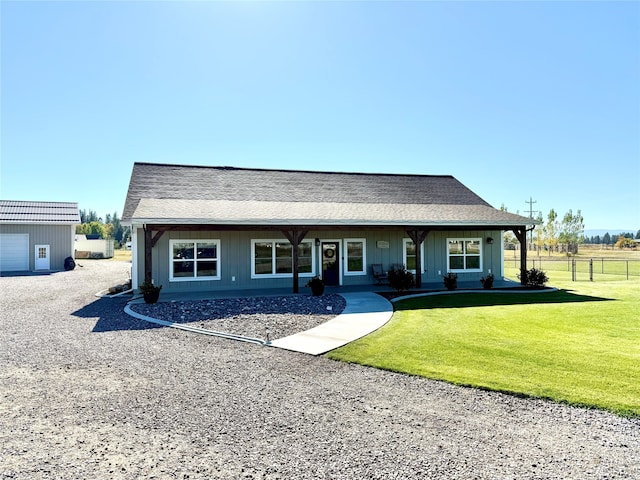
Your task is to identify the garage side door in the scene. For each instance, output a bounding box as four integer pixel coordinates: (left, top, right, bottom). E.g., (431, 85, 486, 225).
(0, 234, 29, 272)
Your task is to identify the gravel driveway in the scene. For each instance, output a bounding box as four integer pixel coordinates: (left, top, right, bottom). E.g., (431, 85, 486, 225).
(1, 260, 638, 479)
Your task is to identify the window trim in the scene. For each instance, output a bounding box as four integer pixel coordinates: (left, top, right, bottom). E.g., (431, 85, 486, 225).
(447, 238, 483, 273)
(250, 239, 315, 279)
(169, 239, 221, 282)
(402, 238, 425, 274)
(344, 238, 367, 276)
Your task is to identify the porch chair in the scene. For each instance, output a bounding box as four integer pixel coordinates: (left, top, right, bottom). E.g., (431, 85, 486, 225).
(371, 264, 388, 285)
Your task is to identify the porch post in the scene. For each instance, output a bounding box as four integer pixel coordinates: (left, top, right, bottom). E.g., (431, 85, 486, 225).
(512, 227, 528, 285)
(282, 229, 309, 294)
(144, 226, 152, 283)
(406, 229, 429, 288)
(143, 226, 165, 284)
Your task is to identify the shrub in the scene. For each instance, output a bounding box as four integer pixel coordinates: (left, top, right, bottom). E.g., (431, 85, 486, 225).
(518, 268, 549, 287)
(388, 265, 415, 292)
(305, 276, 325, 296)
(443, 272, 458, 290)
(480, 273, 494, 289)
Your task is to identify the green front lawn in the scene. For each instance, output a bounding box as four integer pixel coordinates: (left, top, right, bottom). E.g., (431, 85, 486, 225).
(328, 272, 640, 416)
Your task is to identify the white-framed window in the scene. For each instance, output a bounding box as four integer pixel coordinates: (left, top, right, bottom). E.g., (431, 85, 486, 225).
(447, 238, 482, 272)
(344, 238, 366, 275)
(170, 239, 221, 282)
(403, 238, 424, 273)
(251, 239, 314, 278)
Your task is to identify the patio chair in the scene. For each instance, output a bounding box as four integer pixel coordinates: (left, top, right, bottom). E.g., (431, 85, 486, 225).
(371, 264, 388, 285)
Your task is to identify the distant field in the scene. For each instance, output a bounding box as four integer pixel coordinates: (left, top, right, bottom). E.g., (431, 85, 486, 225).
(504, 247, 640, 280)
(112, 249, 132, 262)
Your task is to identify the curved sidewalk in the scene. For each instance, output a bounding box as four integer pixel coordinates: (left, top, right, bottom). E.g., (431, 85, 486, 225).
(270, 292, 394, 355)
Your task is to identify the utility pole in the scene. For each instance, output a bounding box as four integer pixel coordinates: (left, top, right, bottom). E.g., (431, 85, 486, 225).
(525, 196, 538, 251)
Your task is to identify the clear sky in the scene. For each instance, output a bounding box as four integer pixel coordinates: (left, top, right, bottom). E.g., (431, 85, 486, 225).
(1, 1, 639, 231)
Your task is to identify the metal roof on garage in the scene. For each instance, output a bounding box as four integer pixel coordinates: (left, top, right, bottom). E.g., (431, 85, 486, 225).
(0, 200, 81, 224)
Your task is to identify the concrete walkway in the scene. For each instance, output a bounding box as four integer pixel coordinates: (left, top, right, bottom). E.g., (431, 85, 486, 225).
(270, 292, 394, 355)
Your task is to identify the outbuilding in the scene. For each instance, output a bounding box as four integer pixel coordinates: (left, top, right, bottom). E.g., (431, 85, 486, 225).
(122, 163, 536, 293)
(0, 200, 81, 273)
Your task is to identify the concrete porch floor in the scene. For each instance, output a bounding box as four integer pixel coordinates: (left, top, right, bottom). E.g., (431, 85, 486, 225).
(133, 277, 523, 303)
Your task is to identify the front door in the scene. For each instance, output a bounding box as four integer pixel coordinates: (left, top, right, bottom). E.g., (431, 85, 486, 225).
(322, 242, 340, 286)
(35, 245, 50, 270)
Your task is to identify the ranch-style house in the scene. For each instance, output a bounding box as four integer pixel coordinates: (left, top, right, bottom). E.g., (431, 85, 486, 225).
(122, 162, 535, 294)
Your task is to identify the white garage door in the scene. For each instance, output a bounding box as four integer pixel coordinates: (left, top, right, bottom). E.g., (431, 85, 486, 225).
(0, 234, 29, 272)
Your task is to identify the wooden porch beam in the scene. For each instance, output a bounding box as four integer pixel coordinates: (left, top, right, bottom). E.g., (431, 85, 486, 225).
(151, 231, 164, 248)
(406, 229, 430, 288)
(281, 229, 309, 294)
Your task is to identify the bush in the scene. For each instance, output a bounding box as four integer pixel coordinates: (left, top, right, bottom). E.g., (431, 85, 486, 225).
(480, 273, 494, 289)
(443, 272, 458, 290)
(518, 268, 549, 287)
(388, 265, 415, 292)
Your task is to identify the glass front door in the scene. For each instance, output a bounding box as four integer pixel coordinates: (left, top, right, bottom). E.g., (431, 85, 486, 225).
(321, 242, 340, 286)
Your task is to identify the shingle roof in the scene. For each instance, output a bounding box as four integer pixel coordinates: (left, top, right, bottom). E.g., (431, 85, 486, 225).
(123, 162, 534, 227)
(0, 200, 81, 224)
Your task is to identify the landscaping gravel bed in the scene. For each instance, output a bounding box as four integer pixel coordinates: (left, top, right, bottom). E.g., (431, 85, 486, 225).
(130, 295, 346, 340)
(1, 260, 639, 479)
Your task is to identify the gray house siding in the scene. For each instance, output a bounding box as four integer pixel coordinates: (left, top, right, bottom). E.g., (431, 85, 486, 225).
(137, 228, 504, 293)
(0, 224, 74, 271)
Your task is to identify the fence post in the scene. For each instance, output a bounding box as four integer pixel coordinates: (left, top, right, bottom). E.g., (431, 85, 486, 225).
(572, 259, 576, 281)
(589, 258, 593, 282)
(627, 260, 629, 280)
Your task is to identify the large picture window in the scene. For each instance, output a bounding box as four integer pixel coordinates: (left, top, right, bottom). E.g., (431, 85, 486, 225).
(345, 238, 366, 275)
(170, 239, 220, 281)
(252, 239, 314, 278)
(447, 238, 482, 272)
(403, 238, 424, 273)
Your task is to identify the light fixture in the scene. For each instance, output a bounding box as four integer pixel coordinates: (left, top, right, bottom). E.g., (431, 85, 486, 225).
(486, 237, 494, 245)
(315, 238, 320, 247)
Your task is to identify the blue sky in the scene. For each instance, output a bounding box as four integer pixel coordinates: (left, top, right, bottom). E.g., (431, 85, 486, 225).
(1, 1, 638, 231)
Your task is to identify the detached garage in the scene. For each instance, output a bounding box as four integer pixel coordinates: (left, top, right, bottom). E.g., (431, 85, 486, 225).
(0, 201, 81, 273)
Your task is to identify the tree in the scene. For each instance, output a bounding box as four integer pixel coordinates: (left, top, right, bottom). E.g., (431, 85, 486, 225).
(559, 209, 584, 254)
(77, 209, 131, 248)
(533, 212, 544, 253)
(79, 209, 101, 223)
(603, 232, 611, 245)
(636, 230, 640, 239)
(544, 209, 559, 255)
(615, 235, 636, 249)
(76, 221, 108, 238)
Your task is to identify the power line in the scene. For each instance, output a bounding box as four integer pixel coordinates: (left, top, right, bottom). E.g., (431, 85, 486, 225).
(525, 196, 538, 219)
(525, 196, 539, 249)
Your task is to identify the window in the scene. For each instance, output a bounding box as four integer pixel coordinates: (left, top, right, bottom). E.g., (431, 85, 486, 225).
(403, 238, 424, 273)
(251, 239, 314, 278)
(447, 238, 482, 272)
(170, 240, 220, 281)
(345, 239, 366, 275)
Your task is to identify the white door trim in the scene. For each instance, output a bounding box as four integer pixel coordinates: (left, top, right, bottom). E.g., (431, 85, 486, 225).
(35, 244, 51, 270)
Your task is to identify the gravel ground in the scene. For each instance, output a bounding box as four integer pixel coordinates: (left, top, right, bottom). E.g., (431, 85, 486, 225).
(130, 295, 346, 341)
(1, 260, 638, 480)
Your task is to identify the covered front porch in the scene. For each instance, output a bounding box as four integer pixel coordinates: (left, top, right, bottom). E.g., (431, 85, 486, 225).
(136, 223, 533, 294)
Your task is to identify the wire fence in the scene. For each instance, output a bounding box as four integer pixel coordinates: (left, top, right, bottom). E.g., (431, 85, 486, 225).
(505, 256, 640, 281)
